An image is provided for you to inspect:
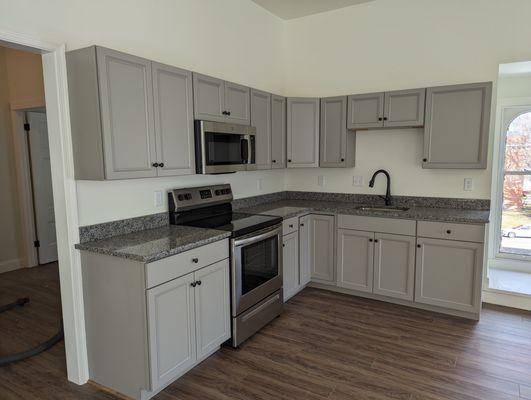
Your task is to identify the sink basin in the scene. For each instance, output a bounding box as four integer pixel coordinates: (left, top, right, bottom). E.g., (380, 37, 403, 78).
(356, 206, 409, 212)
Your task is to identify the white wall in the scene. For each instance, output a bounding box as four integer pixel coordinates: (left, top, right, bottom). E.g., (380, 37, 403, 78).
(283, 0, 531, 200)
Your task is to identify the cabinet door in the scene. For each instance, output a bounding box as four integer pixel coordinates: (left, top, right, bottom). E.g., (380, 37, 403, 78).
(96, 47, 157, 179)
(415, 238, 483, 313)
(194, 260, 230, 360)
(320, 96, 354, 168)
(147, 272, 196, 391)
(271, 95, 286, 169)
(373, 233, 415, 300)
(384, 88, 425, 128)
(347, 92, 384, 130)
(310, 215, 336, 283)
(423, 82, 491, 169)
(336, 229, 374, 292)
(286, 98, 320, 168)
(193, 73, 225, 122)
(251, 89, 272, 169)
(282, 231, 300, 302)
(299, 215, 312, 287)
(224, 81, 250, 125)
(152, 62, 195, 177)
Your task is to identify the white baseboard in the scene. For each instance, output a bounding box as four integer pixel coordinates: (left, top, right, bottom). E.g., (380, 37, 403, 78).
(483, 289, 531, 311)
(0, 258, 23, 274)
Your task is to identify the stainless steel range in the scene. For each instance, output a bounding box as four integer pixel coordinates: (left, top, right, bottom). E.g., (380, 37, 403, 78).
(168, 184, 283, 347)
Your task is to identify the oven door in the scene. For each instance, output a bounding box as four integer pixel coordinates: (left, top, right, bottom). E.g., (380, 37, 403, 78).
(231, 225, 282, 316)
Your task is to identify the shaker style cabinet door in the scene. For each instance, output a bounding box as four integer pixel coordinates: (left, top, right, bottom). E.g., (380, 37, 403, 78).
(320, 96, 355, 168)
(310, 215, 336, 283)
(152, 62, 195, 177)
(251, 89, 272, 169)
(282, 230, 300, 302)
(373, 233, 415, 300)
(271, 95, 286, 169)
(287, 98, 320, 168)
(224, 81, 251, 125)
(336, 229, 374, 292)
(96, 47, 158, 179)
(193, 73, 225, 122)
(415, 238, 483, 313)
(298, 215, 312, 287)
(347, 92, 384, 130)
(194, 260, 231, 360)
(383, 88, 426, 128)
(147, 272, 197, 391)
(423, 82, 491, 169)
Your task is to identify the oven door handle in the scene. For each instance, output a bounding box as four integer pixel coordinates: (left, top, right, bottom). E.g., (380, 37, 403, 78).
(233, 226, 281, 247)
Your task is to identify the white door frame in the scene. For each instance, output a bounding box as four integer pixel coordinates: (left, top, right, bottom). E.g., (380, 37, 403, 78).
(0, 29, 88, 384)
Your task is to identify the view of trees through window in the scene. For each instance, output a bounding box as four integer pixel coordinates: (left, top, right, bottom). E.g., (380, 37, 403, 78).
(501, 112, 531, 256)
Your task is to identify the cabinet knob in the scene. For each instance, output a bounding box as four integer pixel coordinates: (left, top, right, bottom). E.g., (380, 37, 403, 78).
(159, 162, 164, 168)
(341, 158, 345, 162)
(289, 224, 294, 228)
(383, 117, 388, 121)
(272, 160, 276, 163)
(288, 159, 292, 163)
(446, 229, 452, 234)
(227, 111, 231, 116)
(282, 244, 285, 248)
(374, 239, 379, 243)
(222, 111, 228, 115)
(190, 282, 197, 287)
(152, 162, 159, 167)
(191, 258, 199, 263)
(369, 238, 373, 242)
(300, 223, 304, 227)
(417, 244, 421, 248)
(196, 280, 202, 286)
(378, 117, 383, 121)
(422, 158, 427, 162)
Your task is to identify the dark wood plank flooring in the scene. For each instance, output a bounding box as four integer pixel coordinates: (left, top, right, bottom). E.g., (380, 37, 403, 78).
(2, 264, 531, 399)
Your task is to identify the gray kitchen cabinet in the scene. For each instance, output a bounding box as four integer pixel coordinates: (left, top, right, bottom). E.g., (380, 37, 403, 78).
(251, 89, 272, 169)
(298, 215, 312, 287)
(384, 88, 425, 128)
(152, 62, 195, 177)
(373, 233, 415, 301)
(287, 98, 320, 168)
(320, 96, 355, 168)
(282, 230, 300, 301)
(347, 92, 384, 130)
(336, 229, 374, 292)
(271, 95, 286, 168)
(309, 214, 336, 283)
(422, 82, 492, 169)
(224, 81, 251, 125)
(415, 238, 483, 313)
(66, 46, 195, 180)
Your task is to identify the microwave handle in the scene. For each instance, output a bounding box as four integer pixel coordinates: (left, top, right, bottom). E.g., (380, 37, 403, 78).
(241, 138, 249, 163)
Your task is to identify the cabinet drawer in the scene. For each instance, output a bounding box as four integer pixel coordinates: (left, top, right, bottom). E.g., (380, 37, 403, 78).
(146, 239, 229, 288)
(417, 221, 484, 243)
(282, 216, 299, 236)
(338, 214, 416, 236)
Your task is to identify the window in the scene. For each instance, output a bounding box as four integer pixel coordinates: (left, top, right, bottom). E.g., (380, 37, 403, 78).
(500, 111, 531, 256)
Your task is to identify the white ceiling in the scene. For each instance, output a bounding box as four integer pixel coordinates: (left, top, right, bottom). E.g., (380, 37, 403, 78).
(251, 0, 375, 20)
(499, 61, 531, 77)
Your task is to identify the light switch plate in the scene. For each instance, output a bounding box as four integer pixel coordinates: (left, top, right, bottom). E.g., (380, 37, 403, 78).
(154, 190, 163, 207)
(318, 175, 326, 187)
(463, 178, 474, 191)
(352, 176, 364, 187)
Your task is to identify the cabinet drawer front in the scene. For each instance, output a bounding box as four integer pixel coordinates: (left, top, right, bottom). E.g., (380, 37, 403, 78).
(146, 239, 229, 288)
(282, 216, 299, 236)
(338, 215, 416, 236)
(417, 221, 484, 243)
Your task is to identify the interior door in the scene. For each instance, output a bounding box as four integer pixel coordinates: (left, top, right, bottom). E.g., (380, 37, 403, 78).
(27, 112, 57, 265)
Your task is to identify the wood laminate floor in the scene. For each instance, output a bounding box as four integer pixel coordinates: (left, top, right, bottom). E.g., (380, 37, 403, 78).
(2, 264, 531, 399)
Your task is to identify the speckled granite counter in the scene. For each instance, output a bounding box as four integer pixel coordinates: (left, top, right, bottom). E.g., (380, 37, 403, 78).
(238, 200, 490, 224)
(75, 225, 231, 263)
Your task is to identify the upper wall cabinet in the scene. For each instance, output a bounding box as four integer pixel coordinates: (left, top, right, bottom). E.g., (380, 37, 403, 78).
(287, 97, 320, 168)
(320, 96, 355, 168)
(66, 46, 195, 180)
(347, 89, 425, 130)
(193, 73, 250, 125)
(251, 89, 272, 169)
(271, 95, 286, 169)
(422, 82, 491, 169)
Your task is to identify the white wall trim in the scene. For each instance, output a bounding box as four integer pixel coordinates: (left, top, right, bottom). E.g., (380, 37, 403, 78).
(483, 289, 531, 311)
(0, 258, 23, 274)
(0, 29, 88, 384)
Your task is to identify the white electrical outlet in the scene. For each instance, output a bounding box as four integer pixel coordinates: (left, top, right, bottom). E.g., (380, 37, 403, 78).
(257, 178, 263, 190)
(463, 178, 474, 191)
(318, 175, 326, 187)
(154, 190, 163, 207)
(352, 176, 364, 187)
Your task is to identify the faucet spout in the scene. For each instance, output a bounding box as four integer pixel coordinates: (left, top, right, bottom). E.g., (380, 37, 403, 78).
(369, 169, 392, 206)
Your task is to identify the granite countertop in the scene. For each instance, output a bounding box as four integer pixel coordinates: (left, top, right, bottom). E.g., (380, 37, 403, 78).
(238, 200, 490, 224)
(75, 225, 231, 263)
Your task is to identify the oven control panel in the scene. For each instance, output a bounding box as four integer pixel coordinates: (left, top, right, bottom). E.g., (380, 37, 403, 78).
(168, 184, 233, 212)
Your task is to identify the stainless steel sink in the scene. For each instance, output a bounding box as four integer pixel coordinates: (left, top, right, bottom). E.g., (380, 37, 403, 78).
(356, 206, 409, 212)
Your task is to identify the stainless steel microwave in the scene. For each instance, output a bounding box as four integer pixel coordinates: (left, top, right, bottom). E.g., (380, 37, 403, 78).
(195, 120, 256, 174)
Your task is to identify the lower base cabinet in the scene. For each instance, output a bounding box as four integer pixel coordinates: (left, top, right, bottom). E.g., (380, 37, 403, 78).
(282, 230, 300, 301)
(309, 214, 336, 283)
(147, 260, 230, 392)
